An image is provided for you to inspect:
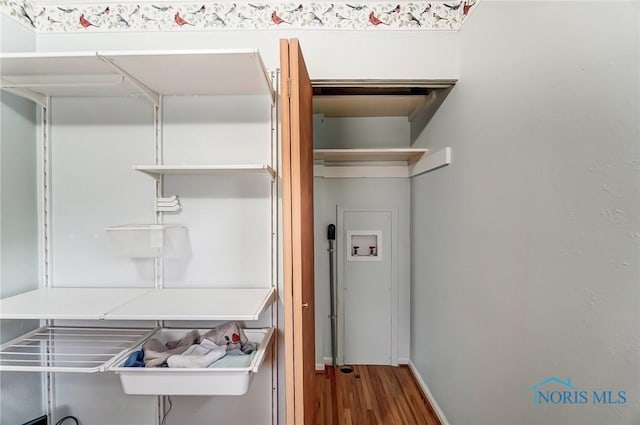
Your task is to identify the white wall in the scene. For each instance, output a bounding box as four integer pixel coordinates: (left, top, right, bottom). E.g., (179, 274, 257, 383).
(314, 116, 411, 149)
(315, 177, 411, 366)
(0, 15, 44, 425)
(35, 30, 458, 80)
(1, 14, 34, 52)
(0, 92, 44, 425)
(411, 2, 640, 424)
(49, 97, 156, 287)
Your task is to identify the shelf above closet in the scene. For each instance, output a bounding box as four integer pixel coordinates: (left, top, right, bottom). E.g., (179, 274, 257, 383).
(0, 326, 155, 373)
(0, 288, 150, 320)
(104, 287, 276, 321)
(133, 164, 276, 180)
(0, 49, 274, 107)
(314, 148, 428, 165)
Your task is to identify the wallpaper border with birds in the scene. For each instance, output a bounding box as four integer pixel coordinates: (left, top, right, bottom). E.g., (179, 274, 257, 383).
(1, 1, 478, 33)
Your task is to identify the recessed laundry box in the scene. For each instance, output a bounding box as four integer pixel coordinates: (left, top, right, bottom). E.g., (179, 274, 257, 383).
(110, 327, 274, 396)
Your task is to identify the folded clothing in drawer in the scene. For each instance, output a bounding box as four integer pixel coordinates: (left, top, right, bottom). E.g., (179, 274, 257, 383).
(110, 327, 274, 396)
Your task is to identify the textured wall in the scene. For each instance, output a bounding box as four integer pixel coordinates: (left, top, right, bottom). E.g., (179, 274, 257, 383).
(410, 2, 639, 424)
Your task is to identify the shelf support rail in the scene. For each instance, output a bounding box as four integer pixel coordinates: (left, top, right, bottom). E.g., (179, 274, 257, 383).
(254, 52, 276, 106)
(96, 54, 160, 107)
(270, 69, 279, 425)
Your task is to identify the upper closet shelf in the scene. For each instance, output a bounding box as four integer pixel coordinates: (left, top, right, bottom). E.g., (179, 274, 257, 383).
(133, 164, 276, 180)
(314, 148, 428, 165)
(105, 287, 276, 321)
(0, 288, 150, 320)
(0, 49, 274, 107)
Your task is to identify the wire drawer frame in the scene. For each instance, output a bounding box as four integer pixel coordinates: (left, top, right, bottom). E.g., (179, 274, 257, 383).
(0, 326, 156, 373)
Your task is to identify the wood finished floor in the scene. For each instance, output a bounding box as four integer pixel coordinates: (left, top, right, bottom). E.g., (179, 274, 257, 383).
(315, 365, 442, 425)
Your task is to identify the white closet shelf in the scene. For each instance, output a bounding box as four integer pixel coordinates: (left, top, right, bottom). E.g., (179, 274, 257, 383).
(105, 287, 277, 321)
(314, 147, 451, 179)
(0, 326, 155, 373)
(314, 148, 428, 165)
(0, 49, 274, 106)
(133, 164, 276, 180)
(0, 288, 150, 320)
(0, 287, 276, 321)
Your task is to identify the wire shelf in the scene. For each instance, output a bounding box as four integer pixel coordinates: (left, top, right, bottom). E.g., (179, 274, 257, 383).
(0, 326, 155, 373)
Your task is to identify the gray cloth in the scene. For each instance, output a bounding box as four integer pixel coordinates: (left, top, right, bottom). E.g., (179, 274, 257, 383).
(143, 330, 199, 367)
(199, 321, 257, 354)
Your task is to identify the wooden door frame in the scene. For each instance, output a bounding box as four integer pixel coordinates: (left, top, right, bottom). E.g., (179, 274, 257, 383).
(337, 204, 400, 366)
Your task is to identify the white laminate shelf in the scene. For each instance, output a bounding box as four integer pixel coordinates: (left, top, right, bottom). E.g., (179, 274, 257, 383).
(0, 287, 276, 321)
(133, 164, 276, 180)
(0, 49, 274, 106)
(314, 148, 428, 165)
(0, 288, 150, 320)
(106, 287, 276, 321)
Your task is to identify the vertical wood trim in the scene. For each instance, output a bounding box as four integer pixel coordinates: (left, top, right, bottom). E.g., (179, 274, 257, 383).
(289, 37, 304, 425)
(282, 37, 315, 425)
(289, 37, 316, 425)
(279, 38, 295, 425)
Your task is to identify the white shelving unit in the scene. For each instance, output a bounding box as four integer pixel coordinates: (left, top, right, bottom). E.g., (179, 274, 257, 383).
(0, 49, 274, 106)
(133, 164, 276, 180)
(0, 48, 279, 406)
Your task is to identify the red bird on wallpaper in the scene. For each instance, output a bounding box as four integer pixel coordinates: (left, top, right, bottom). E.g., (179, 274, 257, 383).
(79, 14, 98, 28)
(271, 11, 289, 25)
(463, 0, 476, 16)
(174, 12, 194, 26)
(368, 11, 388, 26)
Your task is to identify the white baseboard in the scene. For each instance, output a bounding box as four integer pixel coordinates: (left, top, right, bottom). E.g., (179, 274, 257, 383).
(408, 360, 449, 425)
(316, 357, 335, 371)
(398, 357, 410, 365)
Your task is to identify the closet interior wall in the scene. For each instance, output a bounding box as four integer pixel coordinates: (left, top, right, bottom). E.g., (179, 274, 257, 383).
(0, 14, 43, 425)
(312, 113, 413, 368)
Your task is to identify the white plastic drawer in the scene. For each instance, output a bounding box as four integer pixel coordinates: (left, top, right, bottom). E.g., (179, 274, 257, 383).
(109, 327, 274, 396)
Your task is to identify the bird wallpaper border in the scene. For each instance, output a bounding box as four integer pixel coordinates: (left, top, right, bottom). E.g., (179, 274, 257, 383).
(1, 1, 478, 33)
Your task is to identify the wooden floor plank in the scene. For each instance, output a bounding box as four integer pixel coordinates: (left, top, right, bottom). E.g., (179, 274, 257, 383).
(316, 365, 442, 425)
